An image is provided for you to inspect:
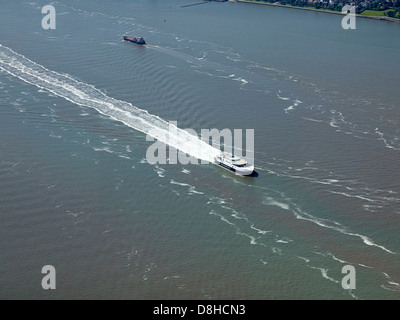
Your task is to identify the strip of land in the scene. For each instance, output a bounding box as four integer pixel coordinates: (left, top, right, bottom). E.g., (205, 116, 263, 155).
(181, 2, 210, 7)
(234, 0, 400, 23)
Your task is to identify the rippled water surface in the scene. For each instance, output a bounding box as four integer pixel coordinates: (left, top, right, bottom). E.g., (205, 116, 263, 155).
(1, 0, 399, 299)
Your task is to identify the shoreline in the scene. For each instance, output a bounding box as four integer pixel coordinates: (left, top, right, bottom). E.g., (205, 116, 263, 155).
(234, 0, 400, 24)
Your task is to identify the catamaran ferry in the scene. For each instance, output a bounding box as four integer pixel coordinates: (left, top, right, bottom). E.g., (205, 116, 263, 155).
(214, 152, 254, 176)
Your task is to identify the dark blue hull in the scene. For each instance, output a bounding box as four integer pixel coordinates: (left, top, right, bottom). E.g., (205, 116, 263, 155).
(216, 161, 236, 173)
(123, 36, 146, 45)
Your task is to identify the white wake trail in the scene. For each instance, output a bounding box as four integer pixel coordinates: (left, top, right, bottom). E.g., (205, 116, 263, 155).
(0, 44, 220, 163)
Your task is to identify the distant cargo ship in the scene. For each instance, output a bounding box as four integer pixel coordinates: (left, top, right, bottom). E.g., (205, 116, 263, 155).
(123, 36, 146, 45)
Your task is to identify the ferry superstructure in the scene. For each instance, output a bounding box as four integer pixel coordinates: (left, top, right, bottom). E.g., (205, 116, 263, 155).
(214, 152, 254, 176)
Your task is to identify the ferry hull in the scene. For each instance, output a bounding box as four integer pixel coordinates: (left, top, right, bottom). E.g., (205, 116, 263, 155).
(215, 161, 254, 176)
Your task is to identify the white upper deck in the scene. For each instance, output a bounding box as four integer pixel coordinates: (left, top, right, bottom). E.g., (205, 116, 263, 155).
(217, 152, 248, 166)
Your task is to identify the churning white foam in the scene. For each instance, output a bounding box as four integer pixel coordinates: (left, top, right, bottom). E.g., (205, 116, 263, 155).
(0, 44, 220, 163)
